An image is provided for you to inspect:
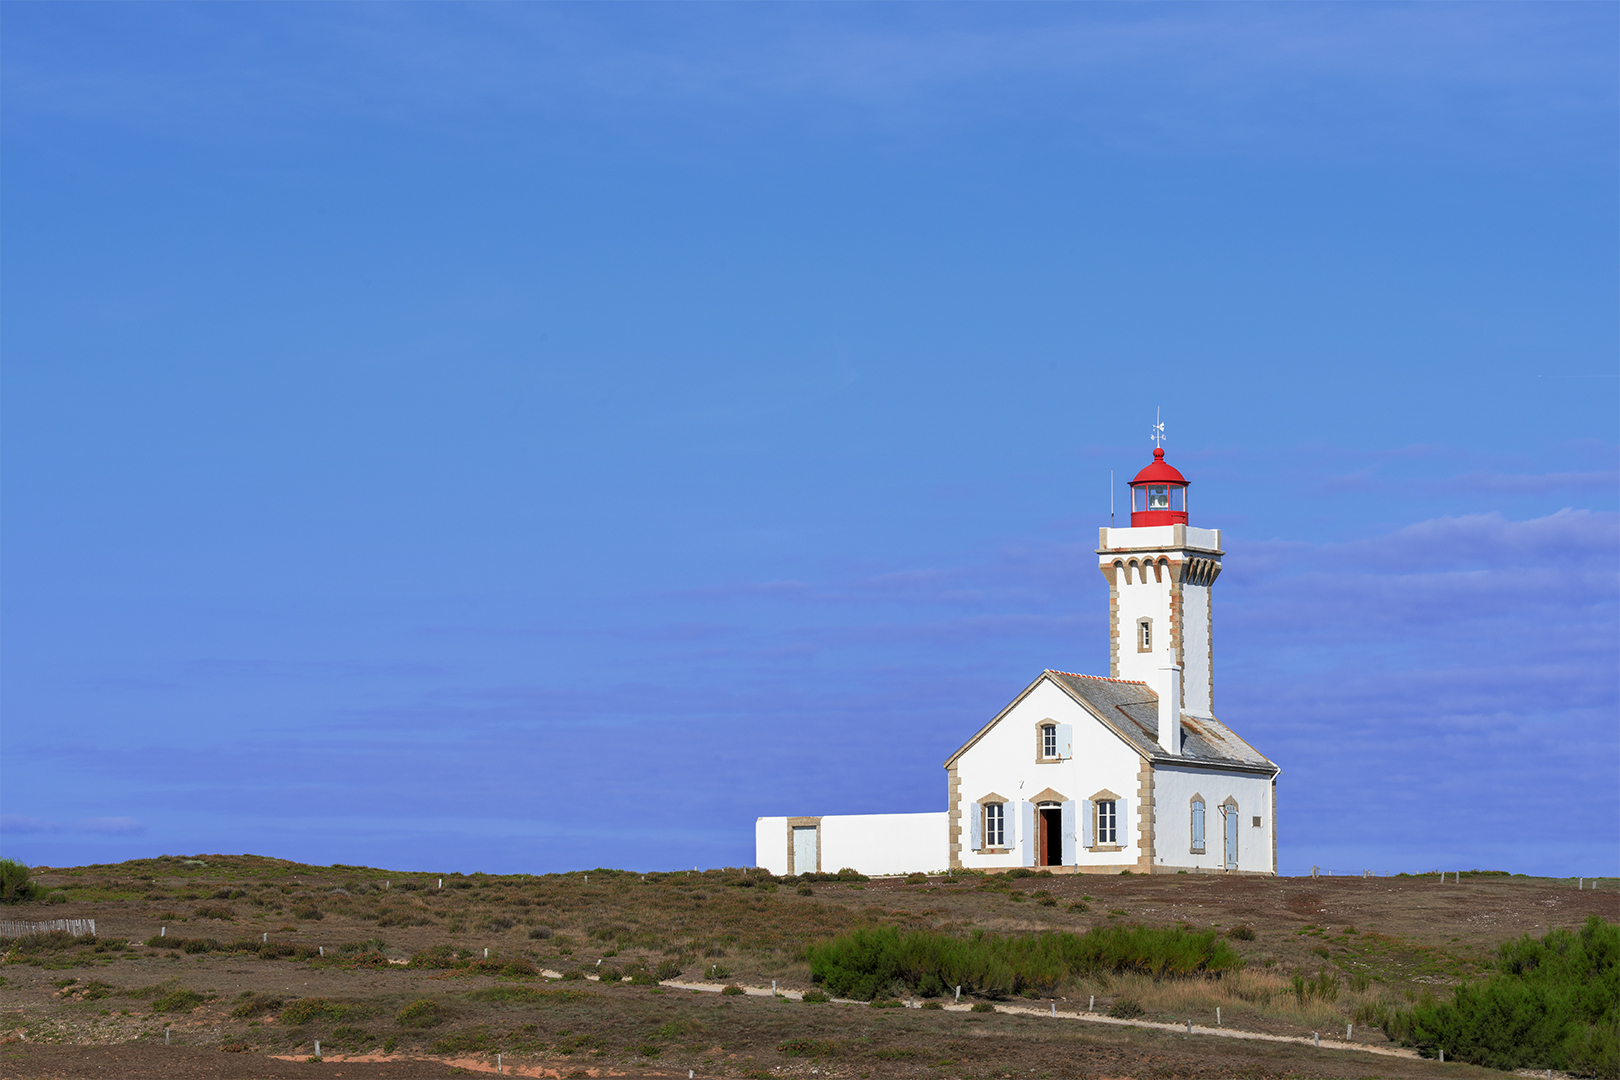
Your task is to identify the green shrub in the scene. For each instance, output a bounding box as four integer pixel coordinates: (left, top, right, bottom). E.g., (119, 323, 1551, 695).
(797, 885, 814, 896)
(193, 904, 235, 920)
(721, 985, 744, 996)
(291, 904, 323, 921)
(407, 945, 469, 970)
(1107, 997, 1143, 1019)
(705, 963, 731, 980)
(1068, 901, 1090, 913)
(871, 998, 903, 1008)
(1291, 969, 1340, 1004)
(808, 924, 1243, 1001)
(152, 988, 204, 1013)
(1227, 924, 1256, 941)
(394, 999, 448, 1028)
(801, 989, 829, 1003)
(0, 860, 36, 904)
(527, 926, 553, 940)
(653, 959, 682, 981)
(282, 998, 348, 1025)
(1385, 916, 1618, 1075)
(970, 1002, 994, 1013)
(905, 873, 928, 885)
(777, 1038, 835, 1056)
(229, 994, 282, 1019)
(922, 1000, 943, 1009)
(834, 868, 869, 882)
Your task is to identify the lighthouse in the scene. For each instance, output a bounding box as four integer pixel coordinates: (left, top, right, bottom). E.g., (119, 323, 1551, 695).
(1098, 446, 1223, 734)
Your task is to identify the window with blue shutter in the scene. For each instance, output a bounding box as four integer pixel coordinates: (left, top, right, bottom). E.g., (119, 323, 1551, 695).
(1191, 798, 1205, 854)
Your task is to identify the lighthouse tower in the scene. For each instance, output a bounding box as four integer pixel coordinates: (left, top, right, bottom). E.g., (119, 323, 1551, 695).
(1097, 445, 1223, 730)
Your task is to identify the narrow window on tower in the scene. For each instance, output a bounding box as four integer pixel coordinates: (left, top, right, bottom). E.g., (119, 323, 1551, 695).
(1138, 619, 1152, 652)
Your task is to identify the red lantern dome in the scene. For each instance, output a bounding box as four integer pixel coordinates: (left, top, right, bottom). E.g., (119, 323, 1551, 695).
(1128, 448, 1189, 526)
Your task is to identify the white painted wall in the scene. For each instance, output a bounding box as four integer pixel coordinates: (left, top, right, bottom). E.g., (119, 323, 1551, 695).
(1151, 764, 1274, 874)
(755, 817, 790, 875)
(754, 813, 949, 876)
(1114, 562, 1172, 689)
(822, 813, 948, 875)
(954, 678, 1144, 872)
(1181, 584, 1212, 716)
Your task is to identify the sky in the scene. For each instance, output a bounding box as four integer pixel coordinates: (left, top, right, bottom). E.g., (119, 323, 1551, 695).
(2, 3, 1615, 878)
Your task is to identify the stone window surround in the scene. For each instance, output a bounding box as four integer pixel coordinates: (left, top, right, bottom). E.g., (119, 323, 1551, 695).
(1087, 787, 1121, 849)
(1137, 617, 1153, 653)
(975, 792, 1009, 853)
(1033, 719, 1065, 763)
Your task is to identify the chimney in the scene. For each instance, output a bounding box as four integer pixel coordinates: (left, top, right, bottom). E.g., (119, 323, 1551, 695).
(1157, 663, 1182, 755)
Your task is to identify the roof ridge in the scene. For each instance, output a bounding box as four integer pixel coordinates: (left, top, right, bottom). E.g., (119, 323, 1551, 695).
(1047, 669, 1149, 686)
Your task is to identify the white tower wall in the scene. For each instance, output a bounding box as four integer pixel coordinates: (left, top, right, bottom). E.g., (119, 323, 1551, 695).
(1098, 525, 1222, 716)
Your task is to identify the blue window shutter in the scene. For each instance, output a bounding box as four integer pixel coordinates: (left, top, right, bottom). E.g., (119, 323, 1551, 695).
(969, 803, 981, 851)
(1118, 798, 1130, 848)
(1192, 801, 1205, 852)
(1055, 724, 1073, 759)
(1081, 799, 1093, 849)
(1061, 801, 1077, 865)
(1019, 801, 1036, 867)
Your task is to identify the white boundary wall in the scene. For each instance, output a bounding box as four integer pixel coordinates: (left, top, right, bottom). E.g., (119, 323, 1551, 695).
(755, 813, 947, 876)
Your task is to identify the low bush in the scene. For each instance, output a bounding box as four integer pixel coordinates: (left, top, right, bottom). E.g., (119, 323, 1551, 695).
(808, 924, 1243, 1001)
(1107, 997, 1144, 1019)
(970, 1002, 995, 1013)
(653, 959, 683, 981)
(291, 904, 323, 921)
(797, 886, 814, 896)
(1384, 916, 1618, 1075)
(801, 989, 829, 1003)
(151, 988, 205, 1013)
(228, 994, 283, 1019)
(407, 945, 472, 970)
(1227, 924, 1256, 941)
(1291, 969, 1340, 1004)
(281, 998, 348, 1025)
(394, 999, 448, 1028)
(721, 985, 744, 996)
(193, 904, 235, 920)
(905, 873, 929, 885)
(871, 998, 903, 1008)
(0, 859, 37, 903)
(777, 1038, 835, 1056)
(527, 926, 553, 940)
(1067, 901, 1090, 913)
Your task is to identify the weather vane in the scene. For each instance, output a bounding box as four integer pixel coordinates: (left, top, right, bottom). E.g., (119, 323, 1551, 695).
(1151, 408, 1165, 449)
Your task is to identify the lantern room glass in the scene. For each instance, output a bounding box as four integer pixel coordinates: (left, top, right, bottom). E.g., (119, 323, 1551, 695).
(1132, 486, 1185, 513)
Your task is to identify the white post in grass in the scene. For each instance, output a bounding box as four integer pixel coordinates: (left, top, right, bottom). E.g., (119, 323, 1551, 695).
(484, 948, 489, 959)
(165, 1028, 170, 1045)
(262, 933, 268, 943)
(772, 980, 777, 993)
(1088, 994, 1094, 1012)
(1185, 1019, 1191, 1033)
(314, 1040, 320, 1057)
(319, 947, 323, 957)
(1050, 1003, 1055, 1017)
(956, 986, 962, 1002)
(497, 1053, 502, 1073)
(1314, 1032, 1319, 1047)
(1347, 1023, 1353, 1040)
(1216, 1006, 1220, 1026)
(160, 927, 165, 937)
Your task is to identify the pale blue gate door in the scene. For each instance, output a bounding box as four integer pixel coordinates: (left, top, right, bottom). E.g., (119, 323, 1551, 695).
(793, 826, 818, 874)
(1224, 808, 1239, 870)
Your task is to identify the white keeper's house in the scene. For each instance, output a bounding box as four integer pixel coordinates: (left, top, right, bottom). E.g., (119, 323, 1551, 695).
(756, 445, 1280, 877)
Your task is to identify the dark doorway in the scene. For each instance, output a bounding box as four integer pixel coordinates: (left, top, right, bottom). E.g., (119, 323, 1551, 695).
(1038, 807, 1063, 867)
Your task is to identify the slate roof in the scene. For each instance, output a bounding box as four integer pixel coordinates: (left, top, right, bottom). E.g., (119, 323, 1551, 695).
(1045, 670, 1276, 773)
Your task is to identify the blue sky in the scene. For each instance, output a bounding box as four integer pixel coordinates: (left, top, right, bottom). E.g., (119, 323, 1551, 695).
(2, 3, 1615, 877)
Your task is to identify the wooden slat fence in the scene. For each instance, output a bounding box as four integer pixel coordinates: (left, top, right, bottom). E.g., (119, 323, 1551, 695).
(0, 918, 95, 938)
